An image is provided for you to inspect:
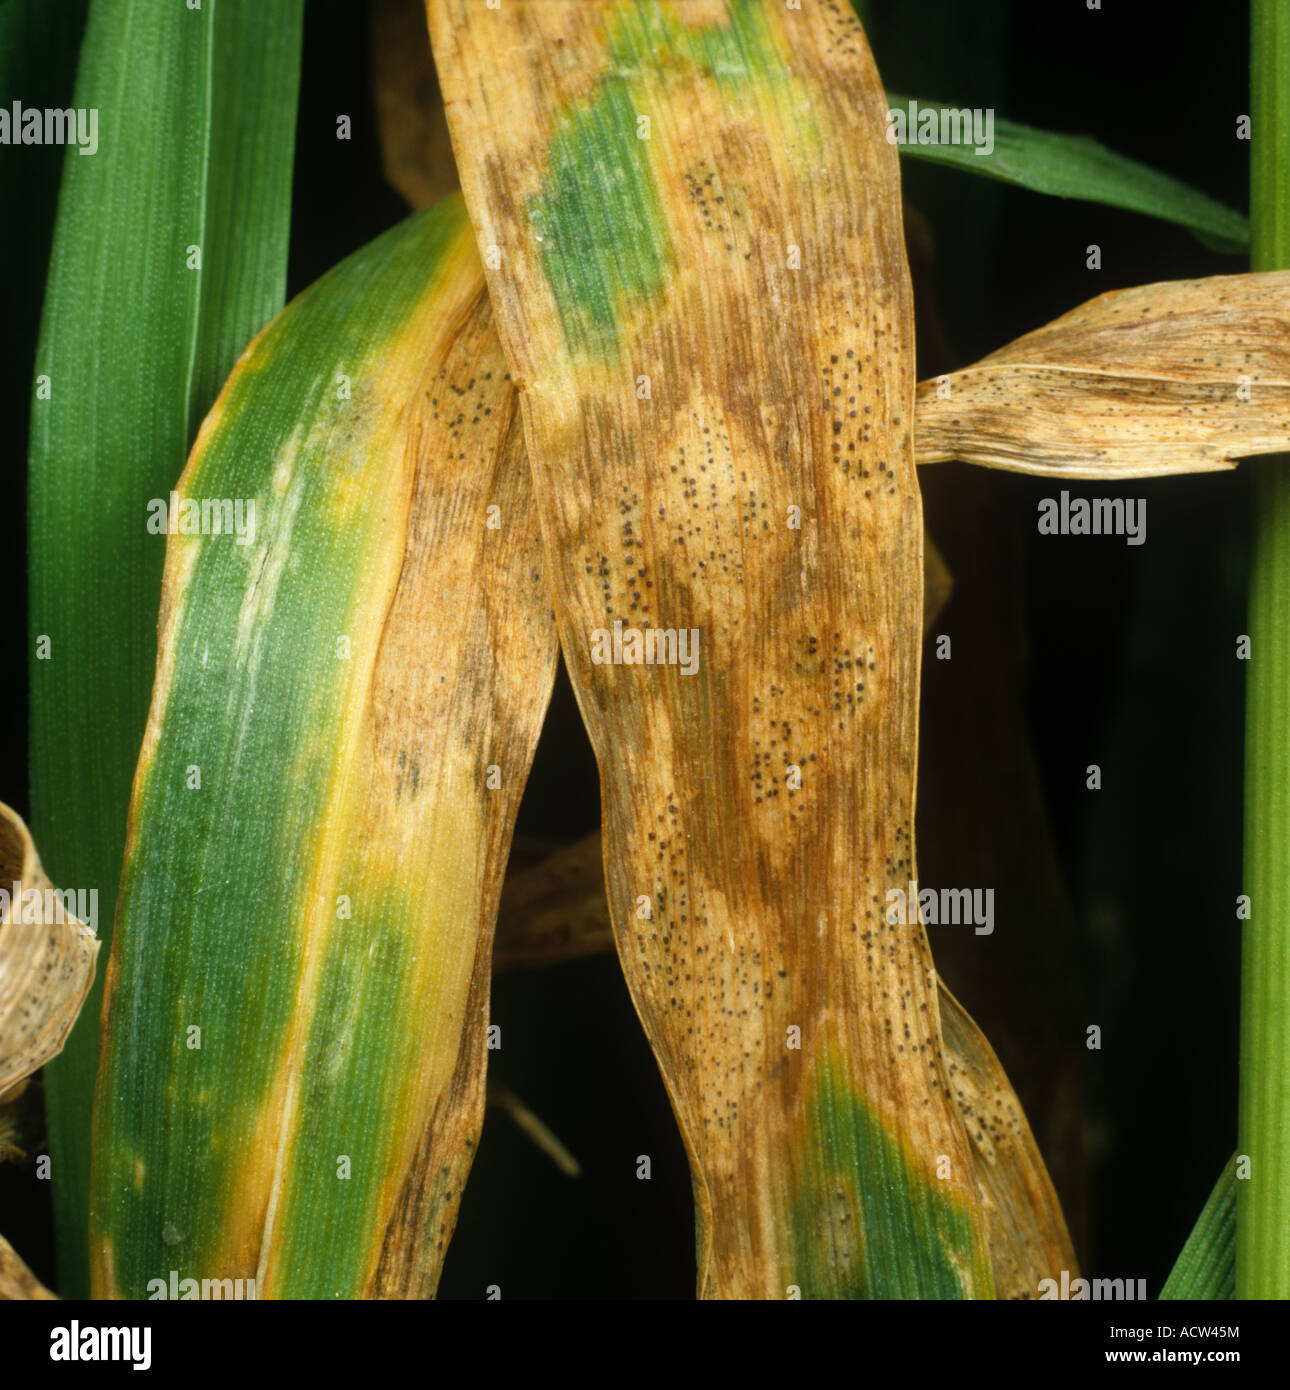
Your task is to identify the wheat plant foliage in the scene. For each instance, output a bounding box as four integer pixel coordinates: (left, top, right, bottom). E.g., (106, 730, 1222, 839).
(91, 197, 557, 1299)
(428, 0, 1076, 1298)
(28, 0, 303, 1294)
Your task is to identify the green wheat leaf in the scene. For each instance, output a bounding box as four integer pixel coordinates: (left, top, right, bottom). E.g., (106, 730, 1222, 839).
(1160, 1157, 1236, 1299)
(887, 92, 1249, 253)
(28, 0, 302, 1297)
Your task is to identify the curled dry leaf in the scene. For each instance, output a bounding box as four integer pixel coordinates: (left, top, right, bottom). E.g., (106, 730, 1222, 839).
(0, 801, 98, 1095)
(915, 271, 1290, 478)
(0, 1230, 56, 1301)
(495, 832, 613, 971)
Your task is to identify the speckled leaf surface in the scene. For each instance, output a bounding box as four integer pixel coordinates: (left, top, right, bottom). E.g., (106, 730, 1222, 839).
(916, 271, 1290, 477)
(427, 0, 1069, 1297)
(90, 198, 558, 1299)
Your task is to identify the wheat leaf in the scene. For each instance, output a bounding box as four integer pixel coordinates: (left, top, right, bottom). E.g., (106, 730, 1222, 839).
(428, 0, 1072, 1298)
(28, 0, 302, 1295)
(886, 92, 1249, 254)
(915, 272, 1290, 477)
(90, 197, 558, 1300)
(1160, 1158, 1236, 1300)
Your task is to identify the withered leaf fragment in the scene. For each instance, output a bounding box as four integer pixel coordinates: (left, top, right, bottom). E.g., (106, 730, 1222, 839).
(0, 801, 98, 1095)
(916, 272, 1290, 477)
(0, 1230, 56, 1301)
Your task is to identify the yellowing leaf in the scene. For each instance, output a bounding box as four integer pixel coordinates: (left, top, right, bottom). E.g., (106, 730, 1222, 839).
(90, 199, 558, 1299)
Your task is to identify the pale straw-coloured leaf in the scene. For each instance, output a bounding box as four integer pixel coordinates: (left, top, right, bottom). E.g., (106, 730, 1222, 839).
(0, 802, 97, 1096)
(915, 271, 1290, 477)
(0, 1231, 56, 1301)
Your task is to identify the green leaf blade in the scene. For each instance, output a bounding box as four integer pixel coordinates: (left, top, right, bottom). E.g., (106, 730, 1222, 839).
(887, 93, 1249, 253)
(1161, 1158, 1236, 1300)
(28, 0, 301, 1297)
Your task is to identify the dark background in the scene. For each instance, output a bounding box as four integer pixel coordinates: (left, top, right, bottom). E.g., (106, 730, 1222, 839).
(0, 0, 1251, 1298)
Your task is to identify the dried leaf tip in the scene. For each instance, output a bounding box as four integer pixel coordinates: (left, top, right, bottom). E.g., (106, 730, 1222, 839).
(0, 801, 99, 1095)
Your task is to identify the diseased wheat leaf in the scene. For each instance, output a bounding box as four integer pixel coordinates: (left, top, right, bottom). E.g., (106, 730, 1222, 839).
(431, 0, 1070, 1298)
(366, 2, 1248, 254)
(914, 271, 1290, 477)
(939, 987, 1073, 1299)
(90, 197, 558, 1299)
(29, 0, 302, 1295)
(494, 549, 950, 974)
(493, 832, 1072, 1295)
